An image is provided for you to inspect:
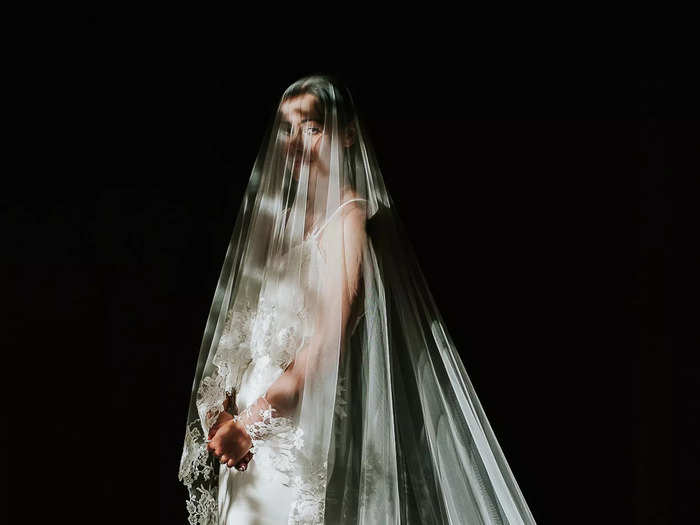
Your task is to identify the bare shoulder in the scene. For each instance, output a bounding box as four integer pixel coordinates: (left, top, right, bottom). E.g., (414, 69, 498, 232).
(341, 191, 367, 233)
(316, 194, 366, 251)
(340, 189, 367, 216)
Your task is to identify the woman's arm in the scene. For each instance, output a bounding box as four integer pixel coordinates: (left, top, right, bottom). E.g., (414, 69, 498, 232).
(209, 203, 367, 467)
(238, 203, 367, 427)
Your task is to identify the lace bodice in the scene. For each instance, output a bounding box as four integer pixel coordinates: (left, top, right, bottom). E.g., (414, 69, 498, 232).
(196, 234, 322, 434)
(249, 236, 321, 370)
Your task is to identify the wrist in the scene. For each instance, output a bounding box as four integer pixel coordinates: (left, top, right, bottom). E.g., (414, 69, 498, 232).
(232, 419, 252, 441)
(239, 396, 273, 423)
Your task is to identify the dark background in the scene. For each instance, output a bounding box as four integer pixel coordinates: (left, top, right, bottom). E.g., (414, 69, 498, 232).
(5, 26, 685, 525)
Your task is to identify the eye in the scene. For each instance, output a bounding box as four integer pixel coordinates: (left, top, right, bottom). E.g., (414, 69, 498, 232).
(304, 126, 321, 135)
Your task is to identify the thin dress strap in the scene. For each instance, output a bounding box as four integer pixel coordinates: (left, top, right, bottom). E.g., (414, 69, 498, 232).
(311, 198, 367, 238)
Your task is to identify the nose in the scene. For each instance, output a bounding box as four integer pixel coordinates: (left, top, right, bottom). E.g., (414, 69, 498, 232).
(287, 127, 302, 148)
(285, 127, 309, 158)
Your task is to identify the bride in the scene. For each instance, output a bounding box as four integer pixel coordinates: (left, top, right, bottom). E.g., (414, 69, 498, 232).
(179, 74, 537, 524)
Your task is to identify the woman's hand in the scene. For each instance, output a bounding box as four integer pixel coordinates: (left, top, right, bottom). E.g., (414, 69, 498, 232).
(208, 408, 255, 470)
(207, 418, 254, 470)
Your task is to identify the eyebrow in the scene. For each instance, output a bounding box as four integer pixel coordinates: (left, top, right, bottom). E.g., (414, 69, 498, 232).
(278, 113, 323, 124)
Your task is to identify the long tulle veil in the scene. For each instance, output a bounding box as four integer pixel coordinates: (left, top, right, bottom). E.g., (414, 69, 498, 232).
(178, 74, 537, 524)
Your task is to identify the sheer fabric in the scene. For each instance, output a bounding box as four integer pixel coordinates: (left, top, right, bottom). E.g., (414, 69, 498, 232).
(178, 74, 537, 524)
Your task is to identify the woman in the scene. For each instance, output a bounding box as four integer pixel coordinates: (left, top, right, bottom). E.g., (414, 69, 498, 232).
(179, 75, 537, 524)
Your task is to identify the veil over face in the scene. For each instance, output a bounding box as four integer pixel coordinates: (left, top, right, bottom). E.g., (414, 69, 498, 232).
(179, 75, 537, 524)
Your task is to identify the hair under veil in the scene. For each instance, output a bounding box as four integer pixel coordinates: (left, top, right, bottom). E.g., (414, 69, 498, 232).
(178, 74, 537, 524)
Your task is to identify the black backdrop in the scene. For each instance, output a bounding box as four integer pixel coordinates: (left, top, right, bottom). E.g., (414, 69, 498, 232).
(5, 27, 683, 525)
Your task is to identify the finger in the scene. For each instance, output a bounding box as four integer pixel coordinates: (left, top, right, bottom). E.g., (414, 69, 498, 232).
(235, 452, 253, 470)
(227, 459, 236, 468)
(235, 451, 252, 466)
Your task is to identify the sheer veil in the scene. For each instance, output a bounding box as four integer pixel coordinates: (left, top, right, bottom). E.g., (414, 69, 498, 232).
(178, 74, 537, 524)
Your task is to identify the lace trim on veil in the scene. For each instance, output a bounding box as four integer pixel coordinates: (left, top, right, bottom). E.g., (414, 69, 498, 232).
(180, 374, 349, 524)
(180, 300, 257, 525)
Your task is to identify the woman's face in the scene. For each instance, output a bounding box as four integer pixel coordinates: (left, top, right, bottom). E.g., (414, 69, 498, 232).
(278, 93, 330, 181)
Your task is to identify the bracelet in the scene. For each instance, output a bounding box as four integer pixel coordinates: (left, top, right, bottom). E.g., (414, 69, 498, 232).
(224, 390, 236, 416)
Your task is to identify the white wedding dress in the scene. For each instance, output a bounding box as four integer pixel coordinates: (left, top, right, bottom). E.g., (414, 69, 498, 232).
(217, 199, 365, 525)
